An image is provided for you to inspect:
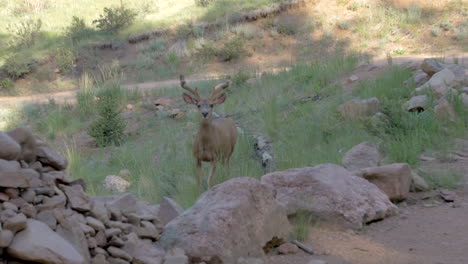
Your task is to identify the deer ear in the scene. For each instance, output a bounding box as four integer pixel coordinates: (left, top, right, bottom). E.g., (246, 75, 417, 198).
(213, 93, 226, 104)
(183, 93, 197, 104)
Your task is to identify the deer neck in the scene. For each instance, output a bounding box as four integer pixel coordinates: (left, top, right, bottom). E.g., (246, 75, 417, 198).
(198, 118, 216, 143)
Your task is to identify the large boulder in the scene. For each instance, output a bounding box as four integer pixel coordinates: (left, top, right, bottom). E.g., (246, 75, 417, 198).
(421, 58, 445, 76)
(157, 197, 184, 226)
(434, 97, 455, 122)
(7, 219, 86, 264)
(406, 95, 429, 112)
(338, 98, 380, 120)
(356, 163, 412, 201)
(0, 132, 21, 161)
(261, 164, 397, 229)
(342, 142, 383, 171)
(159, 177, 291, 263)
(0, 169, 42, 188)
(36, 141, 68, 171)
(415, 68, 456, 98)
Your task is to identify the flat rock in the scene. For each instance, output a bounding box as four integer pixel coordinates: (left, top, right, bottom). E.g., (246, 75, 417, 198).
(440, 189, 456, 202)
(261, 164, 397, 229)
(421, 58, 445, 76)
(157, 197, 184, 226)
(0, 159, 21, 172)
(0, 132, 21, 161)
(36, 143, 68, 171)
(60, 184, 90, 212)
(0, 229, 14, 247)
(7, 219, 86, 264)
(406, 95, 429, 112)
(4, 213, 27, 233)
(0, 169, 42, 188)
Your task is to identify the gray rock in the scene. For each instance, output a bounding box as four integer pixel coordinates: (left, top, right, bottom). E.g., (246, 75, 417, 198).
(107, 246, 132, 261)
(261, 164, 397, 229)
(36, 143, 68, 170)
(122, 232, 165, 264)
(160, 178, 291, 263)
(3, 201, 18, 211)
(20, 203, 37, 218)
(0, 169, 42, 188)
(0, 229, 14, 248)
(163, 248, 188, 264)
(338, 97, 380, 120)
(7, 219, 86, 264)
(342, 142, 383, 171)
(0, 159, 21, 172)
(421, 58, 445, 75)
(20, 189, 36, 203)
(38, 194, 66, 211)
(277, 242, 299, 254)
(415, 68, 456, 98)
(90, 199, 111, 224)
(86, 216, 106, 231)
(103, 175, 131, 193)
(135, 221, 160, 240)
(0, 132, 21, 161)
(60, 184, 90, 212)
(411, 171, 430, 192)
(4, 213, 27, 233)
(36, 210, 57, 230)
(55, 211, 91, 263)
(157, 197, 184, 226)
(406, 95, 429, 112)
(91, 254, 108, 264)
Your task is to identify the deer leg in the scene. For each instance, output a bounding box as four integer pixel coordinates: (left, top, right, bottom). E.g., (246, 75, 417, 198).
(196, 160, 202, 190)
(207, 161, 217, 188)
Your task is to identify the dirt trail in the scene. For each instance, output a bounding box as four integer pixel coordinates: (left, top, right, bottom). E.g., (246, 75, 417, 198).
(1, 52, 466, 106)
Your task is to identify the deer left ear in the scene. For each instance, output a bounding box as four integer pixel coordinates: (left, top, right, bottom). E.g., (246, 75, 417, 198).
(213, 93, 226, 104)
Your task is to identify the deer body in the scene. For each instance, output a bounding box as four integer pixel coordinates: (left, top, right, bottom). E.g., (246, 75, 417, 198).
(180, 75, 237, 188)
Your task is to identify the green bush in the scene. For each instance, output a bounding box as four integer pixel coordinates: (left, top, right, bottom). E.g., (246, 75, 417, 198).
(218, 36, 246, 61)
(66, 16, 94, 42)
(0, 78, 14, 92)
(7, 18, 42, 47)
(56, 45, 76, 73)
(92, 6, 137, 33)
(88, 86, 126, 147)
(2, 54, 37, 80)
(276, 22, 297, 35)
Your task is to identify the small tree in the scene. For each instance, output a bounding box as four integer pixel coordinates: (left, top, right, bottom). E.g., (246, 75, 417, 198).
(89, 86, 126, 147)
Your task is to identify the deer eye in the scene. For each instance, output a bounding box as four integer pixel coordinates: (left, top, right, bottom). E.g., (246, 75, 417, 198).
(197, 105, 201, 108)
(210, 104, 214, 108)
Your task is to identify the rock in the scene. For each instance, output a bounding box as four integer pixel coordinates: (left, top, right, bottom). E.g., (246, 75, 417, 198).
(90, 199, 111, 223)
(163, 248, 188, 264)
(21, 189, 36, 203)
(122, 233, 165, 264)
(60, 184, 90, 212)
(135, 220, 160, 240)
(338, 97, 380, 120)
(412, 70, 430, 86)
(277, 242, 299, 254)
(86, 216, 106, 231)
(108, 257, 130, 264)
(261, 164, 397, 229)
(0, 229, 14, 248)
(7, 219, 86, 264)
(348, 75, 359, 82)
(95, 231, 107, 247)
(237, 258, 264, 264)
(356, 163, 412, 201)
(0, 192, 9, 202)
(55, 211, 92, 263)
(36, 210, 57, 230)
(410, 171, 430, 192)
(3, 201, 18, 211)
(105, 228, 122, 238)
(92, 254, 108, 264)
(0, 159, 21, 172)
(0, 132, 21, 161)
(20, 203, 37, 218)
(105, 193, 139, 215)
(108, 236, 125, 247)
(4, 188, 20, 198)
(415, 68, 456, 98)
(462, 93, 468, 106)
(79, 223, 95, 236)
(445, 64, 467, 87)
(434, 97, 455, 121)
(0, 169, 42, 188)
(157, 197, 184, 226)
(107, 246, 132, 262)
(406, 95, 429, 112)
(36, 143, 68, 170)
(160, 178, 291, 262)
(169, 108, 184, 119)
(342, 142, 383, 171)
(440, 189, 456, 202)
(103, 175, 131, 193)
(38, 193, 66, 211)
(0, 209, 16, 222)
(4, 213, 27, 233)
(421, 58, 445, 76)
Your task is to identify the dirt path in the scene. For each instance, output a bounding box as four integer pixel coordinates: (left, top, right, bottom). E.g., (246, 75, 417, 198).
(1, 53, 466, 106)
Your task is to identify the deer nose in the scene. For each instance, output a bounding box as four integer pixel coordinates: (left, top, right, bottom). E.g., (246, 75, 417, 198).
(202, 112, 209, 117)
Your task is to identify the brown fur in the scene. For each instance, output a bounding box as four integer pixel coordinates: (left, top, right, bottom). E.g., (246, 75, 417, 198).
(180, 75, 237, 188)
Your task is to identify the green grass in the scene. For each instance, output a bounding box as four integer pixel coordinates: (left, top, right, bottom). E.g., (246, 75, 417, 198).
(420, 168, 463, 189)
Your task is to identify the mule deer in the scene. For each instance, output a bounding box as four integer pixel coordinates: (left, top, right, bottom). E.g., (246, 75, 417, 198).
(180, 75, 237, 188)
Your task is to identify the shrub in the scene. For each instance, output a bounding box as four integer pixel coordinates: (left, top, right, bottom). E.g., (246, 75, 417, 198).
(218, 36, 246, 61)
(88, 85, 126, 147)
(92, 6, 137, 33)
(66, 16, 94, 42)
(7, 18, 42, 47)
(2, 54, 37, 80)
(195, 0, 215, 7)
(0, 78, 14, 92)
(277, 22, 297, 35)
(56, 45, 75, 73)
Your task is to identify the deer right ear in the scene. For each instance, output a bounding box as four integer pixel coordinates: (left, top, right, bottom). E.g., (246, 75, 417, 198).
(183, 93, 197, 104)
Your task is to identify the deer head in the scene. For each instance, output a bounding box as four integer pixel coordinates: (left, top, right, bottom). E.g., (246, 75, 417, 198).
(180, 75, 231, 119)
